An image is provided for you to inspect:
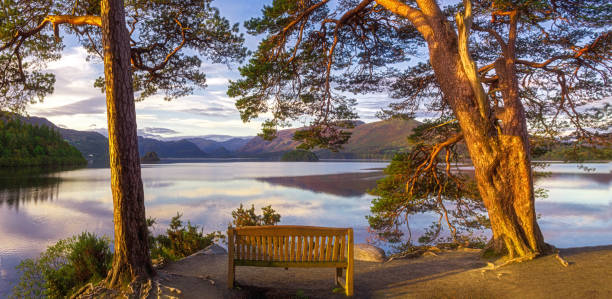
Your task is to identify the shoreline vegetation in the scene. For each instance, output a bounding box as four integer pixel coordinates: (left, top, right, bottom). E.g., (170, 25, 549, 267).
(0, 118, 86, 167)
(11, 204, 281, 298)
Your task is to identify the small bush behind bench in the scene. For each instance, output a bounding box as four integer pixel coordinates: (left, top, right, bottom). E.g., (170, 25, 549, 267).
(227, 225, 354, 296)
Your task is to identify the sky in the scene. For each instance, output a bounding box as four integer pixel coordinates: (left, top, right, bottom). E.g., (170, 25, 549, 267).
(24, 1, 609, 139)
(25, 0, 395, 139)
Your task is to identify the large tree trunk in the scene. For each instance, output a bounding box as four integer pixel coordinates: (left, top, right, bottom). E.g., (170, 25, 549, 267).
(421, 9, 548, 259)
(101, 0, 154, 287)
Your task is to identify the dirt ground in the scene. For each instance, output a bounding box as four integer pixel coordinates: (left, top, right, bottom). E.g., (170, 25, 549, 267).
(150, 244, 612, 299)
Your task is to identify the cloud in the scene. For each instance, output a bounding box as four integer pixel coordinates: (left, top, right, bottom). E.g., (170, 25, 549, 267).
(37, 97, 106, 117)
(205, 77, 230, 86)
(142, 127, 179, 134)
(181, 106, 237, 117)
(136, 127, 181, 139)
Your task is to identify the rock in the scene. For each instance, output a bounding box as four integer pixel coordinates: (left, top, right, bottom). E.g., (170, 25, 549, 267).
(354, 244, 386, 262)
(203, 244, 227, 255)
(182, 244, 227, 262)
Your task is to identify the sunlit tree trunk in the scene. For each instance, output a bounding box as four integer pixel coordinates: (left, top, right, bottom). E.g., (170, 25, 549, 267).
(101, 0, 154, 286)
(422, 11, 548, 259)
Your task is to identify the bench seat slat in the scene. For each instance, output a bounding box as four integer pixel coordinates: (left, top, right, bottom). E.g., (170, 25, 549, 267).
(234, 226, 350, 236)
(235, 260, 348, 268)
(332, 235, 340, 262)
(297, 235, 303, 262)
(325, 236, 334, 261)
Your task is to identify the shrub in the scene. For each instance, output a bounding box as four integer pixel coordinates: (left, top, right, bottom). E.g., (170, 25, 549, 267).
(148, 213, 224, 262)
(11, 232, 112, 298)
(231, 203, 281, 227)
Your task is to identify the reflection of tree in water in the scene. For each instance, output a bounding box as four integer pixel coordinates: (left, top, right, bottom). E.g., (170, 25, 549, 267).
(257, 172, 384, 197)
(0, 167, 72, 210)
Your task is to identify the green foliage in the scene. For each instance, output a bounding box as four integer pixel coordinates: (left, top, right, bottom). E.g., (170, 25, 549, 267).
(0, 117, 86, 167)
(280, 149, 319, 162)
(231, 203, 281, 227)
(1, 0, 247, 112)
(148, 213, 224, 262)
(368, 122, 489, 248)
(11, 232, 112, 298)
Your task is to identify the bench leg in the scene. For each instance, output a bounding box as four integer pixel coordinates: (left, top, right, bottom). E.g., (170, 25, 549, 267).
(345, 264, 353, 296)
(228, 228, 235, 289)
(335, 267, 343, 287)
(346, 229, 354, 296)
(228, 263, 235, 289)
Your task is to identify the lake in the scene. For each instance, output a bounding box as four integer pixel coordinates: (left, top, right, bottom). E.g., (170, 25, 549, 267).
(0, 161, 611, 296)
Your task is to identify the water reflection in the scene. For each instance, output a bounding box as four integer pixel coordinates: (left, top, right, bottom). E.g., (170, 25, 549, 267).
(0, 168, 64, 210)
(257, 172, 384, 197)
(0, 161, 610, 297)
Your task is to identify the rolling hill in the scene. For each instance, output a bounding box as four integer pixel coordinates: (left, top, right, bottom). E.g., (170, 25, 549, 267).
(238, 118, 421, 159)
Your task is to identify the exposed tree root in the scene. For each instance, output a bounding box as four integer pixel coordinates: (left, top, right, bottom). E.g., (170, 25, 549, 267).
(479, 253, 536, 273)
(71, 273, 185, 299)
(478, 245, 571, 275)
(555, 253, 570, 267)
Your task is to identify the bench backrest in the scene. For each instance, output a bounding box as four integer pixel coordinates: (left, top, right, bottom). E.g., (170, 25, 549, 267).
(228, 225, 351, 263)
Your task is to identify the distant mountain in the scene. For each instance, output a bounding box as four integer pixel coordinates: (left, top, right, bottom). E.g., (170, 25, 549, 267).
(186, 137, 252, 156)
(238, 119, 421, 159)
(218, 137, 252, 152)
(186, 138, 231, 156)
(18, 116, 422, 161)
(20, 116, 208, 162)
(238, 128, 301, 154)
(165, 134, 252, 142)
(137, 137, 206, 158)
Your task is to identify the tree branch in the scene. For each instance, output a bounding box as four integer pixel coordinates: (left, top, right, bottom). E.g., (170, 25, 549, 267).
(472, 24, 507, 50)
(456, 0, 489, 121)
(374, 0, 431, 39)
(130, 18, 187, 73)
(1, 15, 101, 52)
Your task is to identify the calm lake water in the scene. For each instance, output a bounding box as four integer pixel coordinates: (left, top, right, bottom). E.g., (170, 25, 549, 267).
(0, 161, 611, 296)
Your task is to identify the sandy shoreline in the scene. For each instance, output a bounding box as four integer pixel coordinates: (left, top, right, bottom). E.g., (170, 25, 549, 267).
(151, 244, 612, 298)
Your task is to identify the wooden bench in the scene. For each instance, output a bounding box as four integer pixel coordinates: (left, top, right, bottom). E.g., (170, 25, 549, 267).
(227, 225, 354, 296)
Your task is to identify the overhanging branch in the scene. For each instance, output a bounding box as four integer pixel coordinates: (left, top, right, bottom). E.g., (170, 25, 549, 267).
(455, 0, 489, 121)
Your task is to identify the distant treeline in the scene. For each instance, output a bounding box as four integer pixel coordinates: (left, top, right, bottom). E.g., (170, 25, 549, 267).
(533, 143, 612, 162)
(280, 149, 319, 161)
(0, 118, 86, 167)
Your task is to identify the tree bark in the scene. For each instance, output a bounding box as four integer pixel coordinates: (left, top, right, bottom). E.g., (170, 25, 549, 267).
(417, 7, 548, 259)
(101, 0, 154, 287)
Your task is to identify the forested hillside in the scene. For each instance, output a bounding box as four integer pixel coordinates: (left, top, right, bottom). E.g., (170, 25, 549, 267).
(0, 119, 86, 167)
